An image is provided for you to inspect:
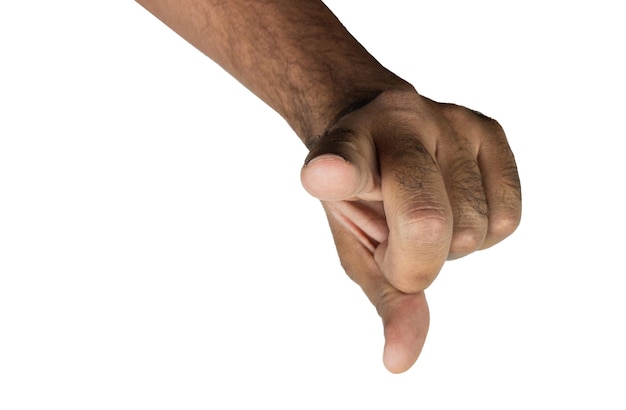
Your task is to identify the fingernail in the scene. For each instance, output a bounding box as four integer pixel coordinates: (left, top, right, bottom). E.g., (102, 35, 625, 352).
(304, 153, 349, 166)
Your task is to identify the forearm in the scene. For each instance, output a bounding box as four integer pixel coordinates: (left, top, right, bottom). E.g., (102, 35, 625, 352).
(135, 0, 410, 142)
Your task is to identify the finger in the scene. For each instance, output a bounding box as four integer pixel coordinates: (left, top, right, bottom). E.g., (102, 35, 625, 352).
(438, 138, 489, 260)
(476, 120, 522, 249)
(301, 128, 380, 201)
(379, 290, 430, 374)
(324, 203, 429, 373)
(374, 133, 453, 293)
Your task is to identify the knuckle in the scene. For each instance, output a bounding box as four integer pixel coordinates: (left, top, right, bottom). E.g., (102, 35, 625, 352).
(398, 207, 451, 245)
(450, 227, 485, 256)
(489, 208, 521, 239)
(385, 208, 451, 293)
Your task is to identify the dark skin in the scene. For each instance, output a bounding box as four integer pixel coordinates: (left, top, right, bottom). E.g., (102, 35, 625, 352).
(136, 0, 522, 373)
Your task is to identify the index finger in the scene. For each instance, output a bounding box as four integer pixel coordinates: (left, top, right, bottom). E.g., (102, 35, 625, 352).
(374, 132, 453, 293)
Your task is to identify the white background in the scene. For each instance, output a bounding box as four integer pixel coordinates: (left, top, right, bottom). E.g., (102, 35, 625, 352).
(1, 1, 624, 408)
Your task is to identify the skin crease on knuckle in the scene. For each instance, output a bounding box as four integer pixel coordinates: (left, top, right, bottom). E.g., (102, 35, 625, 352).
(484, 205, 521, 248)
(381, 211, 451, 292)
(448, 223, 486, 258)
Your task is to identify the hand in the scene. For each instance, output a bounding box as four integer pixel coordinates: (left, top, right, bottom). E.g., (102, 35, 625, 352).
(300, 89, 522, 373)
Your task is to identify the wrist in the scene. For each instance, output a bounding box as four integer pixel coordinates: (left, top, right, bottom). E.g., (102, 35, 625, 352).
(287, 70, 415, 145)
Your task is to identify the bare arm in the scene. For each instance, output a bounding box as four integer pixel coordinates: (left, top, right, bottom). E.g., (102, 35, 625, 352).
(136, 0, 410, 140)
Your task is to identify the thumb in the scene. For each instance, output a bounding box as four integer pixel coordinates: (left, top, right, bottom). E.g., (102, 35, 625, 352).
(301, 128, 378, 201)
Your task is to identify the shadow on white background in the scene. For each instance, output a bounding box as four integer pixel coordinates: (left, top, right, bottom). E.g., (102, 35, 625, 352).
(1, 1, 624, 408)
